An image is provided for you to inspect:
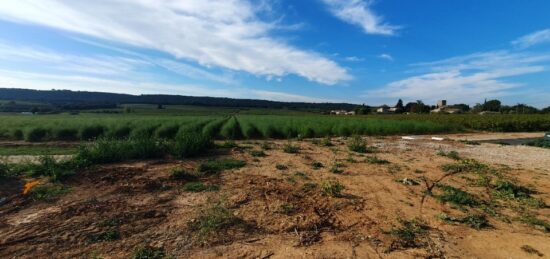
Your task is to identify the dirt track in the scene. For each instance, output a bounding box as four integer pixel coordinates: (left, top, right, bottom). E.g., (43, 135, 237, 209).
(1, 134, 549, 258)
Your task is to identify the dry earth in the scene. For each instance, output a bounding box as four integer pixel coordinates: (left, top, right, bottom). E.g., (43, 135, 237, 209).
(1, 133, 550, 258)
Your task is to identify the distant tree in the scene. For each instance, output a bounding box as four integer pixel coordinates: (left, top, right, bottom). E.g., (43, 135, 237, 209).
(450, 103, 470, 112)
(482, 99, 501, 112)
(505, 104, 539, 114)
(394, 99, 404, 113)
(542, 106, 550, 114)
(409, 100, 430, 114)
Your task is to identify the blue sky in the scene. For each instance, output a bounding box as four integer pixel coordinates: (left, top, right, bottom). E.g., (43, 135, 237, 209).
(0, 0, 549, 107)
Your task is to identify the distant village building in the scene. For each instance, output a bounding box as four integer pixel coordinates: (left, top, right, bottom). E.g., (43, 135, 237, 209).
(376, 106, 389, 114)
(330, 110, 355, 115)
(437, 100, 447, 108)
(431, 99, 462, 114)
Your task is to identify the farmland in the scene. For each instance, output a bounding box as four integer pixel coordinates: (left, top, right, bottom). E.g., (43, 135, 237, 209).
(1, 106, 549, 143)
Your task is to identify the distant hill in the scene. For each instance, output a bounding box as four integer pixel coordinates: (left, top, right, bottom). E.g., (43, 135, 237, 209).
(0, 88, 363, 111)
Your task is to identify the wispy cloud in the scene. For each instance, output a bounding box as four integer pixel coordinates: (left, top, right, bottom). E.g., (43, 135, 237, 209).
(364, 50, 550, 105)
(321, 0, 399, 36)
(378, 53, 393, 61)
(251, 90, 335, 103)
(512, 29, 550, 48)
(345, 56, 364, 62)
(0, 0, 351, 85)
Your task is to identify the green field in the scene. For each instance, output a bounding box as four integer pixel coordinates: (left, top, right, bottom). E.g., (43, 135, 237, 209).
(0, 105, 549, 142)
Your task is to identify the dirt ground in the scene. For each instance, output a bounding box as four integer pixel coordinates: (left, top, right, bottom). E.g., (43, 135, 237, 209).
(1, 133, 550, 258)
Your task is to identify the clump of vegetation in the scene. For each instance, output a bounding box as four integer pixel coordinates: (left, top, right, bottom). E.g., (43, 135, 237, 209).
(278, 203, 297, 215)
(132, 246, 166, 259)
(521, 215, 550, 232)
(0, 162, 13, 178)
(320, 136, 334, 147)
(320, 179, 344, 197)
(435, 184, 480, 207)
(197, 159, 246, 175)
(493, 181, 532, 199)
(301, 182, 317, 192)
(170, 168, 199, 181)
(219, 140, 238, 148)
(437, 213, 489, 229)
(437, 150, 461, 160)
(526, 138, 550, 149)
(366, 156, 390, 164)
(329, 162, 344, 174)
(183, 182, 220, 192)
(347, 135, 368, 153)
(189, 200, 241, 237)
(28, 184, 71, 201)
(460, 140, 481, 145)
(275, 164, 288, 170)
(294, 171, 310, 180)
(311, 161, 323, 170)
(441, 159, 487, 174)
(172, 132, 213, 158)
(389, 218, 429, 249)
(249, 150, 266, 157)
(283, 142, 300, 154)
(80, 125, 105, 140)
(75, 138, 166, 166)
(27, 156, 75, 182)
(88, 229, 121, 243)
(26, 127, 49, 142)
(260, 142, 272, 150)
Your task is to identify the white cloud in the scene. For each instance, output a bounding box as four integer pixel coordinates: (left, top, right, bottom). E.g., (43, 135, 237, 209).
(512, 29, 550, 48)
(364, 50, 550, 105)
(345, 56, 364, 62)
(378, 53, 393, 61)
(0, 0, 351, 85)
(321, 0, 398, 36)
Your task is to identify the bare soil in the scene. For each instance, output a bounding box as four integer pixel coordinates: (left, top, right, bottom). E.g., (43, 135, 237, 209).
(1, 133, 549, 258)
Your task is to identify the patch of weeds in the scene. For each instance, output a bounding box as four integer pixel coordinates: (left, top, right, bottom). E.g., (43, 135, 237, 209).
(346, 155, 357, 163)
(278, 203, 297, 215)
(526, 138, 550, 149)
(320, 136, 334, 147)
(348, 135, 368, 153)
(320, 179, 344, 197)
(294, 171, 310, 180)
(441, 159, 487, 174)
(283, 142, 300, 154)
(311, 161, 323, 170)
(275, 164, 288, 170)
(437, 213, 489, 230)
(301, 182, 317, 192)
(28, 184, 71, 201)
(249, 150, 266, 157)
(197, 159, 245, 175)
(286, 176, 297, 185)
(88, 229, 121, 243)
(183, 182, 220, 192)
(329, 162, 344, 174)
(132, 246, 166, 259)
(366, 156, 390, 164)
(437, 150, 461, 160)
(521, 215, 550, 232)
(219, 140, 238, 148)
(460, 140, 481, 145)
(28, 155, 74, 182)
(170, 168, 199, 181)
(189, 200, 241, 237)
(0, 162, 14, 178)
(492, 181, 532, 199)
(389, 218, 429, 249)
(260, 142, 272, 150)
(435, 184, 479, 207)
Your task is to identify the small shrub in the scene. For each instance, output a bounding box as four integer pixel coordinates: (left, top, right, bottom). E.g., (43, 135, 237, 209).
(294, 171, 310, 180)
(132, 246, 166, 259)
(183, 182, 220, 192)
(389, 219, 429, 248)
(28, 184, 71, 201)
(329, 162, 344, 174)
(301, 182, 317, 192)
(189, 200, 240, 237)
(154, 124, 179, 139)
(441, 159, 487, 174)
(437, 150, 460, 160)
(28, 156, 73, 182)
(275, 164, 288, 170)
(320, 179, 344, 197)
(348, 135, 367, 153)
(521, 215, 550, 232)
(366, 156, 390, 164)
(461, 214, 489, 229)
(0, 162, 12, 178)
(172, 132, 213, 158)
(461, 140, 481, 145)
(219, 140, 238, 148)
(260, 142, 272, 150)
(283, 142, 300, 154)
(249, 150, 266, 157)
(54, 128, 79, 141)
(278, 203, 297, 215)
(88, 229, 121, 243)
(320, 136, 334, 147)
(170, 168, 199, 181)
(80, 125, 105, 140)
(26, 127, 49, 142)
(493, 181, 532, 199)
(311, 161, 323, 170)
(12, 129, 24, 140)
(197, 159, 246, 175)
(435, 185, 479, 207)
